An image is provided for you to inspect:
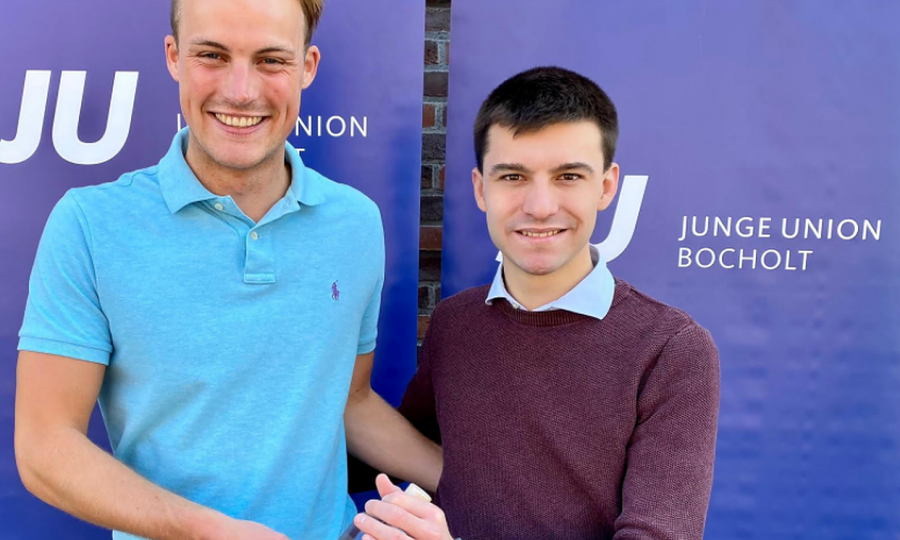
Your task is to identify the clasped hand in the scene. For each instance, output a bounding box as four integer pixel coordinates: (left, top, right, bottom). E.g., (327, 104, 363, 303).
(353, 474, 454, 540)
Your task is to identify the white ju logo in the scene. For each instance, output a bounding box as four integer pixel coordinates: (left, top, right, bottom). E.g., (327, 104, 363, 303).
(0, 70, 139, 165)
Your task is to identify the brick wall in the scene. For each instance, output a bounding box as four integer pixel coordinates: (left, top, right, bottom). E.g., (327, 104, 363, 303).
(418, 0, 451, 346)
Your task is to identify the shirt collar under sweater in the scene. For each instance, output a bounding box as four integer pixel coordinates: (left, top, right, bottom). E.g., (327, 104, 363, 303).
(485, 245, 615, 320)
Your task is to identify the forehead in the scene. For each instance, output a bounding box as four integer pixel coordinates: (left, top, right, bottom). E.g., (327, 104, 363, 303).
(179, 0, 306, 46)
(484, 121, 605, 167)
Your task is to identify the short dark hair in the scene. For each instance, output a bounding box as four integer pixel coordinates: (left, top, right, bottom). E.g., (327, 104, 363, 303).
(474, 66, 619, 172)
(170, 0, 323, 46)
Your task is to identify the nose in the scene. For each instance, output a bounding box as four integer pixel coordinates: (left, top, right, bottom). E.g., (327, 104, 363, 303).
(223, 62, 259, 105)
(521, 178, 559, 220)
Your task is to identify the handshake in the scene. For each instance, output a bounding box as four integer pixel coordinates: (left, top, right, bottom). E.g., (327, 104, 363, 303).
(343, 474, 455, 540)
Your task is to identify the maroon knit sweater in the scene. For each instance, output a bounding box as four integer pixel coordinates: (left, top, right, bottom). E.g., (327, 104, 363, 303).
(399, 280, 719, 540)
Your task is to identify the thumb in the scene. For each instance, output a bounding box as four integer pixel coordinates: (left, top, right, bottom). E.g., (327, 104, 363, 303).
(375, 473, 402, 498)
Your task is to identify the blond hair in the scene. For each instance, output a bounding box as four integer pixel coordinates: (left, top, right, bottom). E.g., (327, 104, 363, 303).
(170, 0, 323, 46)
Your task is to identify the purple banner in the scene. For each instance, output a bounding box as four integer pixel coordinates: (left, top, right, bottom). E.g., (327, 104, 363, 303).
(443, 1, 900, 538)
(0, 1, 424, 538)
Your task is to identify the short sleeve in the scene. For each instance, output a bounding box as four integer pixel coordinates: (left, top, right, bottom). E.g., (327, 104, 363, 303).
(18, 191, 112, 365)
(357, 204, 385, 355)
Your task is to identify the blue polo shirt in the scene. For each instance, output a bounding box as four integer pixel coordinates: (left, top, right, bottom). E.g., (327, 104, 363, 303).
(19, 129, 384, 540)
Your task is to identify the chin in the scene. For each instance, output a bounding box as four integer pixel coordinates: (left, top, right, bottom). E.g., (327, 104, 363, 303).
(213, 145, 269, 167)
(509, 256, 564, 277)
(525, 265, 564, 277)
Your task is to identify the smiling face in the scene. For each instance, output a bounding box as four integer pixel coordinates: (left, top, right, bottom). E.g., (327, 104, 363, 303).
(164, 0, 320, 174)
(473, 121, 619, 286)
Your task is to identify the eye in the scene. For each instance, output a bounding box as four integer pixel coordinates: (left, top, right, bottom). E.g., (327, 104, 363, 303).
(200, 52, 221, 60)
(262, 58, 285, 65)
(560, 173, 583, 181)
(500, 174, 523, 182)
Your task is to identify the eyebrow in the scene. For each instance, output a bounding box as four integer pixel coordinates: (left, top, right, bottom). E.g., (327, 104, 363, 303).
(188, 39, 229, 50)
(489, 163, 531, 175)
(489, 162, 595, 175)
(551, 162, 595, 174)
(188, 39, 295, 56)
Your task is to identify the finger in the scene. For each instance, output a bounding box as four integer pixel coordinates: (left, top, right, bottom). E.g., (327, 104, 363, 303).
(354, 512, 411, 540)
(380, 492, 447, 525)
(365, 498, 431, 535)
(375, 473, 402, 498)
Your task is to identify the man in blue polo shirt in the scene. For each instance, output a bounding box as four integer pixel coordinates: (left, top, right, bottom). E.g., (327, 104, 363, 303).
(13, 1, 441, 539)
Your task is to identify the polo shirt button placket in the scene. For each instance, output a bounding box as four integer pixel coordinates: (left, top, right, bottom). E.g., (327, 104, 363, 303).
(243, 226, 276, 284)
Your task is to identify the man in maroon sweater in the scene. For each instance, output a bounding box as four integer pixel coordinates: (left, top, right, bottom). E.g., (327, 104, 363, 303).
(354, 67, 720, 540)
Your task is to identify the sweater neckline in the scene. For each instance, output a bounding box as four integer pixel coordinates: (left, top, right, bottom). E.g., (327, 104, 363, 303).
(491, 298, 595, 326)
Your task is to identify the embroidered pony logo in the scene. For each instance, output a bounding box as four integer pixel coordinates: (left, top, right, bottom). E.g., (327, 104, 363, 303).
(331, 281, 340, 301)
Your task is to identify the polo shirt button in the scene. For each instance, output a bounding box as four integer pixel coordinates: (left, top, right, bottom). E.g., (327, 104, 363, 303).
(250, 231, 259, 240)
(214, 203, 224, 211)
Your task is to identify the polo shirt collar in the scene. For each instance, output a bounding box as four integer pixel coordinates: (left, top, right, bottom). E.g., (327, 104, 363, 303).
(283, 134, 326, 208)
(159, 128, 326, 214)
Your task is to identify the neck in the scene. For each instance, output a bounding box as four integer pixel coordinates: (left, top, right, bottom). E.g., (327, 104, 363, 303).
(504, 245, 594, 310)
(185, 137, 290, 223)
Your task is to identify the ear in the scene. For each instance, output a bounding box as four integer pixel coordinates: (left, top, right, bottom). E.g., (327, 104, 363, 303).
(597, 162, 620, 212)
(472, 167, 487, 212)
(300, 45, 321, 90)
(164, 35, 180, 82)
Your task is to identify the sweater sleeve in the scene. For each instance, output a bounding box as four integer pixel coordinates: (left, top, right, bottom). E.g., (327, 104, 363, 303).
(398, 311, 441, 445)
(613, 322, 720, 540)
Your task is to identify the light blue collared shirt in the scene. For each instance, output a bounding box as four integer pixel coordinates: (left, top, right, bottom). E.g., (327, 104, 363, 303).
(486, 245, 615, 320)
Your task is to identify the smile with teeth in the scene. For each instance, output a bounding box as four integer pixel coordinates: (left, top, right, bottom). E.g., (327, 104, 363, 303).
(520, 230, 563, 238)
(214, 113, 264, 128)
